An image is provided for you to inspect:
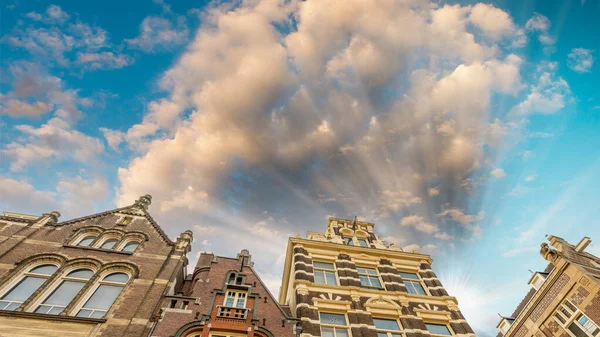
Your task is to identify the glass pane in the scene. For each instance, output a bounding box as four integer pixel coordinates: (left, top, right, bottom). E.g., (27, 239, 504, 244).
(76, 309, 93, 318)
(78, 236, 96, 247)
(103, 273, 129, 283)
(314, 262, 335, 270)
(1, 276, 46, 301)
(41, 280, 85, 306)
(426, 324, 452, 336)
(407, 281, 426, 295)
(366, 268, 378, 275)
(81, 284, 123, 310)
(357, 238, 369, 247)
(100, 239, 118, 249)
(321, 327, 335, 337)
(370, 276, 382, 288)
(343, 237, 354, 245)
(374, 318, 401, 330)
(359, 275, 370, 286)
(67, 269, 94, 280)
(90, 310, 105, 318)
(569, 323, 589, 337)
(121, 242, 139, 253)
(399, 272, 419, 280)
(335, 328, 349, 337)
(314, 270, 326, 284)
(320, 312, 347, 326)
(357, 267, 367, 274)
(377, 333, 388, 337)
(0, 300, 18, 310)
(30, 265, 58, 275)
(325, 271, 337, 285)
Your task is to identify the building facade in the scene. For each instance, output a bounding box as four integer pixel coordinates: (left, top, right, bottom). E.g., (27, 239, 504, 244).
(150, 250, 298, 337)
(279, 217, 475, 337)
(497, 236, 600, 337)
(0, 195, 193, 337)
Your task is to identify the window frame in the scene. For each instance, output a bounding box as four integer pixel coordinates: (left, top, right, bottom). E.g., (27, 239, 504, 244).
(313, 261, 338, 286)
(319, 312, 350, 337)
(71, 270, 131, 318)
(356, 266, 383, 289)
(554, 299, 600, 337)
(356, 237, 370, 248)
(399, 271, 428, 295)
(223, 290, 247, 308)
(116, 239, 141, 253)
(373, 317, 403, 337)
(32, 267, 95, 315)
(425, 323, 454, 336)
(0, 263, 59, 311)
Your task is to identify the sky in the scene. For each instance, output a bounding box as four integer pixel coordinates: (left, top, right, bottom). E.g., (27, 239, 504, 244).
(0, 0, 599, 336)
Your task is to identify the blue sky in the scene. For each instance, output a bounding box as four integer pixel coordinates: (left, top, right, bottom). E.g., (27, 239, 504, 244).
(1, 0, 599, 336)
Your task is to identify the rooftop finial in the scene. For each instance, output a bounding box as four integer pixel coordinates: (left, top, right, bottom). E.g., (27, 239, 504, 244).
(135, 194, 152, 210)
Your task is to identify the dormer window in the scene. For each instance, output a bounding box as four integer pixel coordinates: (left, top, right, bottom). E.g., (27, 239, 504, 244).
(498, 317, 514, 335)
(528, 272, 548, 290)
(343, 237, 354, 246)
(119, 217, 133, 225)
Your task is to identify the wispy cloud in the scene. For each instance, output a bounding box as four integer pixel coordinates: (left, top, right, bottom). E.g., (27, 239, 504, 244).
(126, 16, 188, 52)
(567, 48, 595, 73)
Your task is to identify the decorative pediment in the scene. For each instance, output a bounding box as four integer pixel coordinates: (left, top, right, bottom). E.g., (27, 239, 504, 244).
(365, 296, 403, 316)
(319, 293, 342, 301)
(416, 303, 440, 311)
(413, 302, 452, 322)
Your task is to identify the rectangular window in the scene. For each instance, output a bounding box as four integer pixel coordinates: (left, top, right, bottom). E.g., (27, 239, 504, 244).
(555, 300, 600, 337)
(357, 238, 369, 247)
(357, 267, 382, 288)
(426, 323, 452, 336)
(119, 216, 133, 225)
(400, 272, 426, 295)
(342, 237, 354, 246)
(374, 318, 402, 337)
(313, 262, 337, 286)
(320, 312, 349, 337)
(224, 291, 246, 308)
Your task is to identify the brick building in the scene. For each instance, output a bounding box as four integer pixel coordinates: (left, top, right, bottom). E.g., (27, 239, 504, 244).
(0, 195, 193, 337)
(497, 235, 600, 337)
(279, 217, 475, 337)
(150, 250, 298, 337)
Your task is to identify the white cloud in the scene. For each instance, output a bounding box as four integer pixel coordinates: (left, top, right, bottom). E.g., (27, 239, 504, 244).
(567, 48, 595, 73)
(428, 187, 440, 196)
(0, 177, 58, 213)
(510, 64, 570, 115)
(525, 13, 554, 46)
(25, 5, 70, 25)
(490, 168, 506, 179)
(525, 174, 537, 182)
(56, 176, 110, 215)
(126, 16, 188, 52)
(469, 3, 526, 47)
(3, 118, 104, 171)
(437, 208, 485, 225)
(75, 52, 134, 71)
(503, 246, 538, 258)
(403, 244, 438, 255)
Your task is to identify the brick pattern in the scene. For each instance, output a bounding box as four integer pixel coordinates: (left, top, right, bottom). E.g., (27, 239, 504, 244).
(571, 286, 591, 306)
(530, 274, 570, 322)
(585, 291, 600, 326)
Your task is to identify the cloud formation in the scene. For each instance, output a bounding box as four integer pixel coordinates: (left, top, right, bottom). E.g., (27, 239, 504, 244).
(567, 48, 595, 73)
(126, 16, 189, 52)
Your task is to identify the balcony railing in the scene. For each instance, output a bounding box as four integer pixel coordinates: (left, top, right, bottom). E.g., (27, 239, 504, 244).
(216, 306, 248, 320)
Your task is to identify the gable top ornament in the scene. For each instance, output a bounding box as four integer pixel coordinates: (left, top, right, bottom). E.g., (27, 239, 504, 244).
(134, 194, 152, 210)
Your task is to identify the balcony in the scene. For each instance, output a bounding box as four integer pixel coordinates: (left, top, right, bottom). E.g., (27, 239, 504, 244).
(216, 306, 248, 320)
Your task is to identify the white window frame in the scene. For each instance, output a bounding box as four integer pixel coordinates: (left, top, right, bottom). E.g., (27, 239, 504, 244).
(319, 312, 350, 337)
(70, 270, 131, 318)
(373, 317, 403, 337)
(399, 271, 428, 295)
(357, 266, 383, 288)
(223, 290, 247, 308)
(31, 267, 95, 315)
(313, 261, 338, 286)
(356, 237, 370, 248)
(554, 299, 600, 337)
(0, 263, 59, 311)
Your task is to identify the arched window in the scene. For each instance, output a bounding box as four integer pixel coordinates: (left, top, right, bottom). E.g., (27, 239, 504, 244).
(120, 241, 139, 253)
(76, 272, 129, 318)
(0, 264, 58, 311)
(77, 236, 96, 247)
(35, 268, 94, 315)
(99, 239, 118, 250)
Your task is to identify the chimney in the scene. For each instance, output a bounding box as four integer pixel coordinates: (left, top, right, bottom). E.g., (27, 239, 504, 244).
(575, 237, 592, 253)
(195, 252, 215, 270)
(32, 211, 61, 228)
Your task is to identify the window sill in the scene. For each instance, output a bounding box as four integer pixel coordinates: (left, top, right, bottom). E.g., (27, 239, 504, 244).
(0, 309, 106, 324)
(63, 245, 133, 255)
